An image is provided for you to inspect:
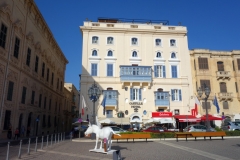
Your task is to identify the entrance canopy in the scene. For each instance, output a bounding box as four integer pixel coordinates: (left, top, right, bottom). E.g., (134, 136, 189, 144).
(144, 117, 175, 124)
(174, 115, 201, 122)
(130, 113, 142, 123)
(201, 114, 223, 121)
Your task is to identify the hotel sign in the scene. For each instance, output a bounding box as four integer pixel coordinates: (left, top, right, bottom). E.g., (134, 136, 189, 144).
(129, 102, 143, 105)
(152, 112, 172, 117)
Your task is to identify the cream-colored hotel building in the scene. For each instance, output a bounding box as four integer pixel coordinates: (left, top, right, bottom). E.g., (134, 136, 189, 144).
(80, 18, 195, 129)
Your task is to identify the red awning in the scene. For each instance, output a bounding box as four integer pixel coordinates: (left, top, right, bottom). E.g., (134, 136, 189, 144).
(173, 115, 201, 122)
(201, 114, 222, 121)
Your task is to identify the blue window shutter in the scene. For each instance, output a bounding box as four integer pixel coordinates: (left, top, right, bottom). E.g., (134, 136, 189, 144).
(179, 90, 182, 101)
(154, 66, 157, 77)
(139, 89, 142, 101)
(163, 65, 166, 78)
(171, 89, 175, 101)
(110, 64, 113, 76)
(175, 66, 178, 78)
(130, 88, 133, 101)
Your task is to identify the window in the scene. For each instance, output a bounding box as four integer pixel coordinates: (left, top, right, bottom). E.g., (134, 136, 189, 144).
(171, 66, 178, 78)
(57, 78, 59, 89)
(171, 52, 176, 58)
(31, 91, 35, 105)
(92, 50, 97, 56)
(130, 88, 142, 101)
(156, 52, 161, 58)
(200, 80, 211, 91)
(91, 63, 98, 76)
(174, 109, 179, 115)
(92, 36, 98, 44)
(106, 110, 113, 118)
(39, 94, 42, 108)
(157, 88, 163, 92)
(235, 82, 238, 93)
(170, 39, 176, 46)
(7, 81, 14, 101)
(107, 64, 113, 76)
(60, 81, 62, 91)
(26, 48, 31, 66)
(198, 58, 209, 69)
(107, 37, 113, 44)
(107, 50, 113, 56)
(132, 51, 137, 57)
(154, 65, 166, 78)
(35, 56, 39, 72)
(132, 38, 138, 45)
(44, 97, 47, 109)
(223, 101, 229, 109)
(42, 115, 46, 127)
(0, 23, 7, 49)
(46, 68, 49, 82)
(48, 115, 51, 127)
(237, 59, 240, 70)
(21, 87, 27, 104)
(3, 110, 11, 130)
(171, 89, 182, 101)
(155, 39, 161, 46)
(232, 60, 235, 71)
(13, 37, 20, 59)
(220, 82, 227, 92)
(42, 63, 45, 78)
(217, 61, 224, 71)
(194, 60, 196, 70)
(51, 72, 54, 85)
(49, 99, 52, 110)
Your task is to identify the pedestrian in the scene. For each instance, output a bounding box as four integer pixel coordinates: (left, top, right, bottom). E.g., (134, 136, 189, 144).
(7, 124, 12, 139)
(27, 126, 31, 137)
(21, 126, 25, 137)
(14, 128, 19, 140)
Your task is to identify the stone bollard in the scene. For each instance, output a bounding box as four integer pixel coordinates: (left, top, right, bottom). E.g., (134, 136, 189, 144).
(61, 133, 62, 141)
(41, 136, 43, 150)
(6, 142, 10, 160)
(55, 133, 56, 144)
(18, 140, 22, 159)
(51, 134, 53, 146)
(35, 137, 38, 152)
(27, 138, 31, 155)
(58, 133, 59, 143)
(46, 135, 49, 147)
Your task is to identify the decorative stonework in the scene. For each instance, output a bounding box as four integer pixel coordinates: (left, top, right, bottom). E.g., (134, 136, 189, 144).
(19, 105, 27, 110)
(4, 102, 14, 109)
(0, 3, 13, 22)
(21, 77, 29, 86)
(26, 32, 35, 46)
(7, 70, 18, 81)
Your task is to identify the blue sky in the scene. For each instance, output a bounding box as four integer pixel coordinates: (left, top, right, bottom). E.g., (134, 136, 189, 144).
(35, 0, 240, 89)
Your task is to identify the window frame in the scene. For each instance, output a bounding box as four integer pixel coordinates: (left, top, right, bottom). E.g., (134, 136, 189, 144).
(107, 37, 114, 44)
(21, 86, 27, 104)
(170, 39, 176, 47)
(35, 55, 39, 73)
(107, 50, 113, 57)
(107, 63, 113, 77)
(198, 58, 209, 70)
(156, 52, 161, 58)
(132, 51, 138, 57)
(13, 37, 20, 59)
(171, 89, 182, 101)
(92, 50, 97, 56)
(92, 36, 99, 44)
(26, 48, 31, 66)
(130, 88, 142, 101)
(131, 37, 138, 45)
(7, 81, 14, 101)
(171, 65, 178, 78)
(154, 65, 166, 78)
(91, 63, 98, 76)
(0, 23, 8, 49)
(155, 38, 161, 46)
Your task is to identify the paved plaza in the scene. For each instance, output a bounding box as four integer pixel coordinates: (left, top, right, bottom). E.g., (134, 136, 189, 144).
(0, 137, 240, 160)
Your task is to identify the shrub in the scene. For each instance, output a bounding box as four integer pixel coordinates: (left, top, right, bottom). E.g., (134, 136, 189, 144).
(150, 132, 175, 138)
(215, 126, 222, 131)
(225, 131, 240, 136)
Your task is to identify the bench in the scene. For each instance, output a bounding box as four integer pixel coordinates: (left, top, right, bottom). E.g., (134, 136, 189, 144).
(112, 134, 151, 142)
(175, 132, 193, 142)
(191, 131, 226, 141)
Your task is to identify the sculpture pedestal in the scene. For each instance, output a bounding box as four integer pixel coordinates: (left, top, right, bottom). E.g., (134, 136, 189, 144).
(89, 149, 116, 154)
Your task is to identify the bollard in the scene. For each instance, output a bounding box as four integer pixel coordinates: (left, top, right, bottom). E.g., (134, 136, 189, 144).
(46, 135, 49, 147)
(61, 133, 62, 141)
(18, 140, 22, 159)
(51, 134, 53, 146)
(58, 133, 59, 143)
(64, 132, 65, 141)
(35, 137, 38, 152)
(70, 132, 72, 141)
(27, 138, 31, 155)
(54, 133, 56, 144)
(6, 142, 10, 160)
(41, 136, 43, 150)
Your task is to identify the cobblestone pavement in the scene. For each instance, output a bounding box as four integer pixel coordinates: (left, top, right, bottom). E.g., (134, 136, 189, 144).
(0, 137, 239, 160)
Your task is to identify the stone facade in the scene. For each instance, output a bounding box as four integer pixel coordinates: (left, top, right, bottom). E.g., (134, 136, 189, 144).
(0, 0, 68, 139)
(190, 49, 240, 125)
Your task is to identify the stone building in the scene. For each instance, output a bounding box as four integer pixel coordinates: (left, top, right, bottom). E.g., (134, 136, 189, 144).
(80, 18, 194, 130)
(0, 0, 68, 139)
(190, 49, 240, 126)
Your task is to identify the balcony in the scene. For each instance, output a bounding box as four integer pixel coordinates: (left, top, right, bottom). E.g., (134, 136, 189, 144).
(103, 90, 118, 107)
(120, 66, 152, 88)
(154, 92, 170, 106)
(216, 71, 231, 80)
(218, 92, 233, 101)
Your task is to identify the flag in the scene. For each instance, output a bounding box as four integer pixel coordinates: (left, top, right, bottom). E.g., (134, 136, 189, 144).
(82, 95, 87, 115)
(195, 97, 201, 115)
(101, 96, 107, 115)
(213, 95, 220, 114)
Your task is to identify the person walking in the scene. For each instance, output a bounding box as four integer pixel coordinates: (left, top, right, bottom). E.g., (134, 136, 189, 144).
(7, 124, 12, 139)
(14, 128, 19, 140)
(21, 126, 25, 137)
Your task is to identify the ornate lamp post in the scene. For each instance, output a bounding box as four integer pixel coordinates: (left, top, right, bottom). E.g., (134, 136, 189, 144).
(197, 83, 211, 132)
(87, 82, 101, 125)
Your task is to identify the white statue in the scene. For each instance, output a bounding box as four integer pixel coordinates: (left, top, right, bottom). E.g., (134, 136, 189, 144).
(85, 117, 121, 151)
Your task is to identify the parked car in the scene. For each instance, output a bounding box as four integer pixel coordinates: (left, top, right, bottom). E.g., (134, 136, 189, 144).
(221, 122, 240, 131)
(183, 124, 216, 132)
(109, 126, 127, 133)
(142, 126, 165, 133)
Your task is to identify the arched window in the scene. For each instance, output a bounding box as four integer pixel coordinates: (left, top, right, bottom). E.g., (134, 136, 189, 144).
(156, 39, 161, 46)
(156, 52, 161, 58)
(132, 38, 138, 45)
(132, 51, 137, 57)
(171, 52, 176, 58)
(107, 50, 113, 56)
(92, 36, 98, 44)
(92, 50, 97, 56)
(157, 88, 163, 92)
(170, 39, 176, 46)
(217, 61, 224, 71)
(107, 37, 113, 44)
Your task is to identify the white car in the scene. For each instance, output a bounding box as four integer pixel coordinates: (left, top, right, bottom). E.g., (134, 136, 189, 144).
(109, 126, 127, 133)
(183, 124, 216, 132)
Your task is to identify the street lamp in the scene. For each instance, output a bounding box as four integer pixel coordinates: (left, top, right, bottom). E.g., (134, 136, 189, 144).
(88, 81, 101, 125)
(197, 83, 211, 132)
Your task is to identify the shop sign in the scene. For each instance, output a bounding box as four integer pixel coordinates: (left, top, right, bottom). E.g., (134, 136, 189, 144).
(129, 102, 143, 105)
(152, 112, 172, 117)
